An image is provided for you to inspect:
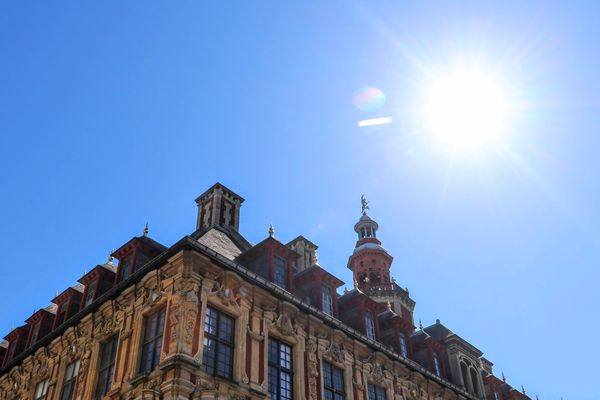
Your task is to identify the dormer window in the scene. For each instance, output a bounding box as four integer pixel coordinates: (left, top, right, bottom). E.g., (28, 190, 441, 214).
(322, 285, 333, 316)
(433, 352, 442, 377)
(399, 332, 408, 358)
(365, 310, 376, 340)
(119, 255, 132, 281)
(29, 322, 41, 346)
(274, 256, 287, 288)
(84, 281, 97, 307)
(57, 302, 69, 325)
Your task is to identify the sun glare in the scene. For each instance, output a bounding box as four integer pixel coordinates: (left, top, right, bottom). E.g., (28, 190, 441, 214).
(422, 68, 509, 150)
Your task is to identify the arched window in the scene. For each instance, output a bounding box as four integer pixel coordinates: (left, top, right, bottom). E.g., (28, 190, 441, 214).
(470, 368, 481, 396)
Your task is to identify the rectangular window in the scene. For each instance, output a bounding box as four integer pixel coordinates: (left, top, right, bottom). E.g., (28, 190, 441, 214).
(269, 339, 293, 400)
(59, 360, 80, 400)
(84, 281, 97, 307)
(367, 384, 386, 400)
(202, 306, 235, 379)
(34, 379, 49, 400)
(58, 302, 69, 325)
(30, 322, 41, 346)
(274, 256, 287, 288)
(365, 310, 375, 340)
(139, 307, 166, 374)
(433, 352, 442, 377)
(322, 285, 334, 316)
(119, 255, 132, 281)
(323, 361, 345, 400)
(399, 332, 408, 358)
(94, 335, 118, 399)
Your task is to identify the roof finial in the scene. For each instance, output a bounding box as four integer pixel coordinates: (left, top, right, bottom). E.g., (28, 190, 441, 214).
(143, 222, 149, 237)
(419, 319, 423, 330)
(521, 385, 526, 395)
(344, 287, 349, 294)
(361, 194, 370, 215)
(108, 249, 114, 264)
(502, 372, 506, 382)
(268, 222, 274, 238)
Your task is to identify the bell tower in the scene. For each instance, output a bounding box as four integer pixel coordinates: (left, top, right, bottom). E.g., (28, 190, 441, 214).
(348, 195, 394, 290)
(347, 195, 416, 323)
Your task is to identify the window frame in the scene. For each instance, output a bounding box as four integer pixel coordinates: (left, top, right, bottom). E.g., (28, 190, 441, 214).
(274, 256, 287, 288)
(201, 306, 235, 379)
(398, 332, 408, 358)
(34, 379, 49, 400)
(84, 280, 98, 307)
(365, 310, 376, 340)
(322, 284, 334, 316)
(268, 338, 294, 400)
(59, 359, 80, 400)
(433, 351, 442, 377)
(367, 383, 387, 400)
(322, 361, 345, 400)
(138, 307, 166, 374)
(94, 335, 118, 399)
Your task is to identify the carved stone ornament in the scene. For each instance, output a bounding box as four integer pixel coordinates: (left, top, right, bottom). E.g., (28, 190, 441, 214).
(32, 351, 51, 379)
(306, 337, 319, 400)
(275, 313, 295, 337)
(324, 340, 344, 364)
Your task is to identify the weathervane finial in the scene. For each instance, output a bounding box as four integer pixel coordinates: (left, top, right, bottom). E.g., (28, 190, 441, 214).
(268, 223, 274, 238)
(361, 194, 370, 215)
(143, 222, 149, 237)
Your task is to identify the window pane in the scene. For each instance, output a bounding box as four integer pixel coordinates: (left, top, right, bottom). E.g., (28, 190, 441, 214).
(322, 285, 333, 315)
(274, 256, 287, 287)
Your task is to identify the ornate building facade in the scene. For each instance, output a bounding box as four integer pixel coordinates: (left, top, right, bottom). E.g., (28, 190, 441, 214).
(0, 183, 531, 400)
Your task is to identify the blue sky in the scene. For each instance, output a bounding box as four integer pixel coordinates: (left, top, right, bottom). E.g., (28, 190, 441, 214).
(0, 2, 597, 399)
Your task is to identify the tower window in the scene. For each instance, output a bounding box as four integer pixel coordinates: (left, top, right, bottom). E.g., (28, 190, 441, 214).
(367, 384, 387, 400)
(323, 361, 345, 400)
(269, 339, 293, 400)
(139, 307, 166, 374)
(399, 332, 408, 358)
(202, 306, 235, 379)
(59, 359, 80, 400)
(274, 256, 287, 288)
(365, 310, 375, 340)
(322, 285, 334, 316)
(433, 352, 442, 377)
(94, 335, 118, 399)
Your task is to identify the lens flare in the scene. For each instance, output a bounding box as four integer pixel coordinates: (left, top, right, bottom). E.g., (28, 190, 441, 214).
(354, 86, 387, 111)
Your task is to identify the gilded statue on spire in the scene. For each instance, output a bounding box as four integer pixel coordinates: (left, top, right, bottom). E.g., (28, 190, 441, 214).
(361, 194, 370, 215)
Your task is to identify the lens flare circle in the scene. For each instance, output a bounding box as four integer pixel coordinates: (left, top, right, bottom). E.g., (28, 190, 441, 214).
(354, 86, 387, 111)
(423, 69, 509, 149)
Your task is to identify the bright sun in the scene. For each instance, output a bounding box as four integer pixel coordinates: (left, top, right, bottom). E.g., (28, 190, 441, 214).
(423, 68, 509, 150)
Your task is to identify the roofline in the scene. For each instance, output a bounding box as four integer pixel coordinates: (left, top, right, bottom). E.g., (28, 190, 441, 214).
(0, 237, 479, 399)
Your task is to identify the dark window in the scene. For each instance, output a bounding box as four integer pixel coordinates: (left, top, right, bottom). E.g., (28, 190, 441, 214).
(84, 281, 97, 307)
(399, 332, 408, 358)
(367, 384, 386, 400)
(119, 255, 132, 281)
(269, 339, 293, 400)
(274, 256, 287, 288)
(30, 322, 41, 346)
(433, 352, 442, 377)
(202, 306, 235, 379)
(323, 361, 345, 400)
(59, 360, 80, 400)
(57, 302, 69, 325)
(94, 336, 118, 399)
(34, 379, 49, 400)
(365, 310, 375, 340)
(139, 307, 166, 374)
(322, 285, 334, 316)
(134, 252, 151, 272)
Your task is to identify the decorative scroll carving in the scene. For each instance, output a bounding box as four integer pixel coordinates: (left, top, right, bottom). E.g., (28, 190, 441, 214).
(323, 339, 344, 364)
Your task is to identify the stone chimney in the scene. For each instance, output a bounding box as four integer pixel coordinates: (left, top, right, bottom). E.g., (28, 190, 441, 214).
(195, 183, 244, 232)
